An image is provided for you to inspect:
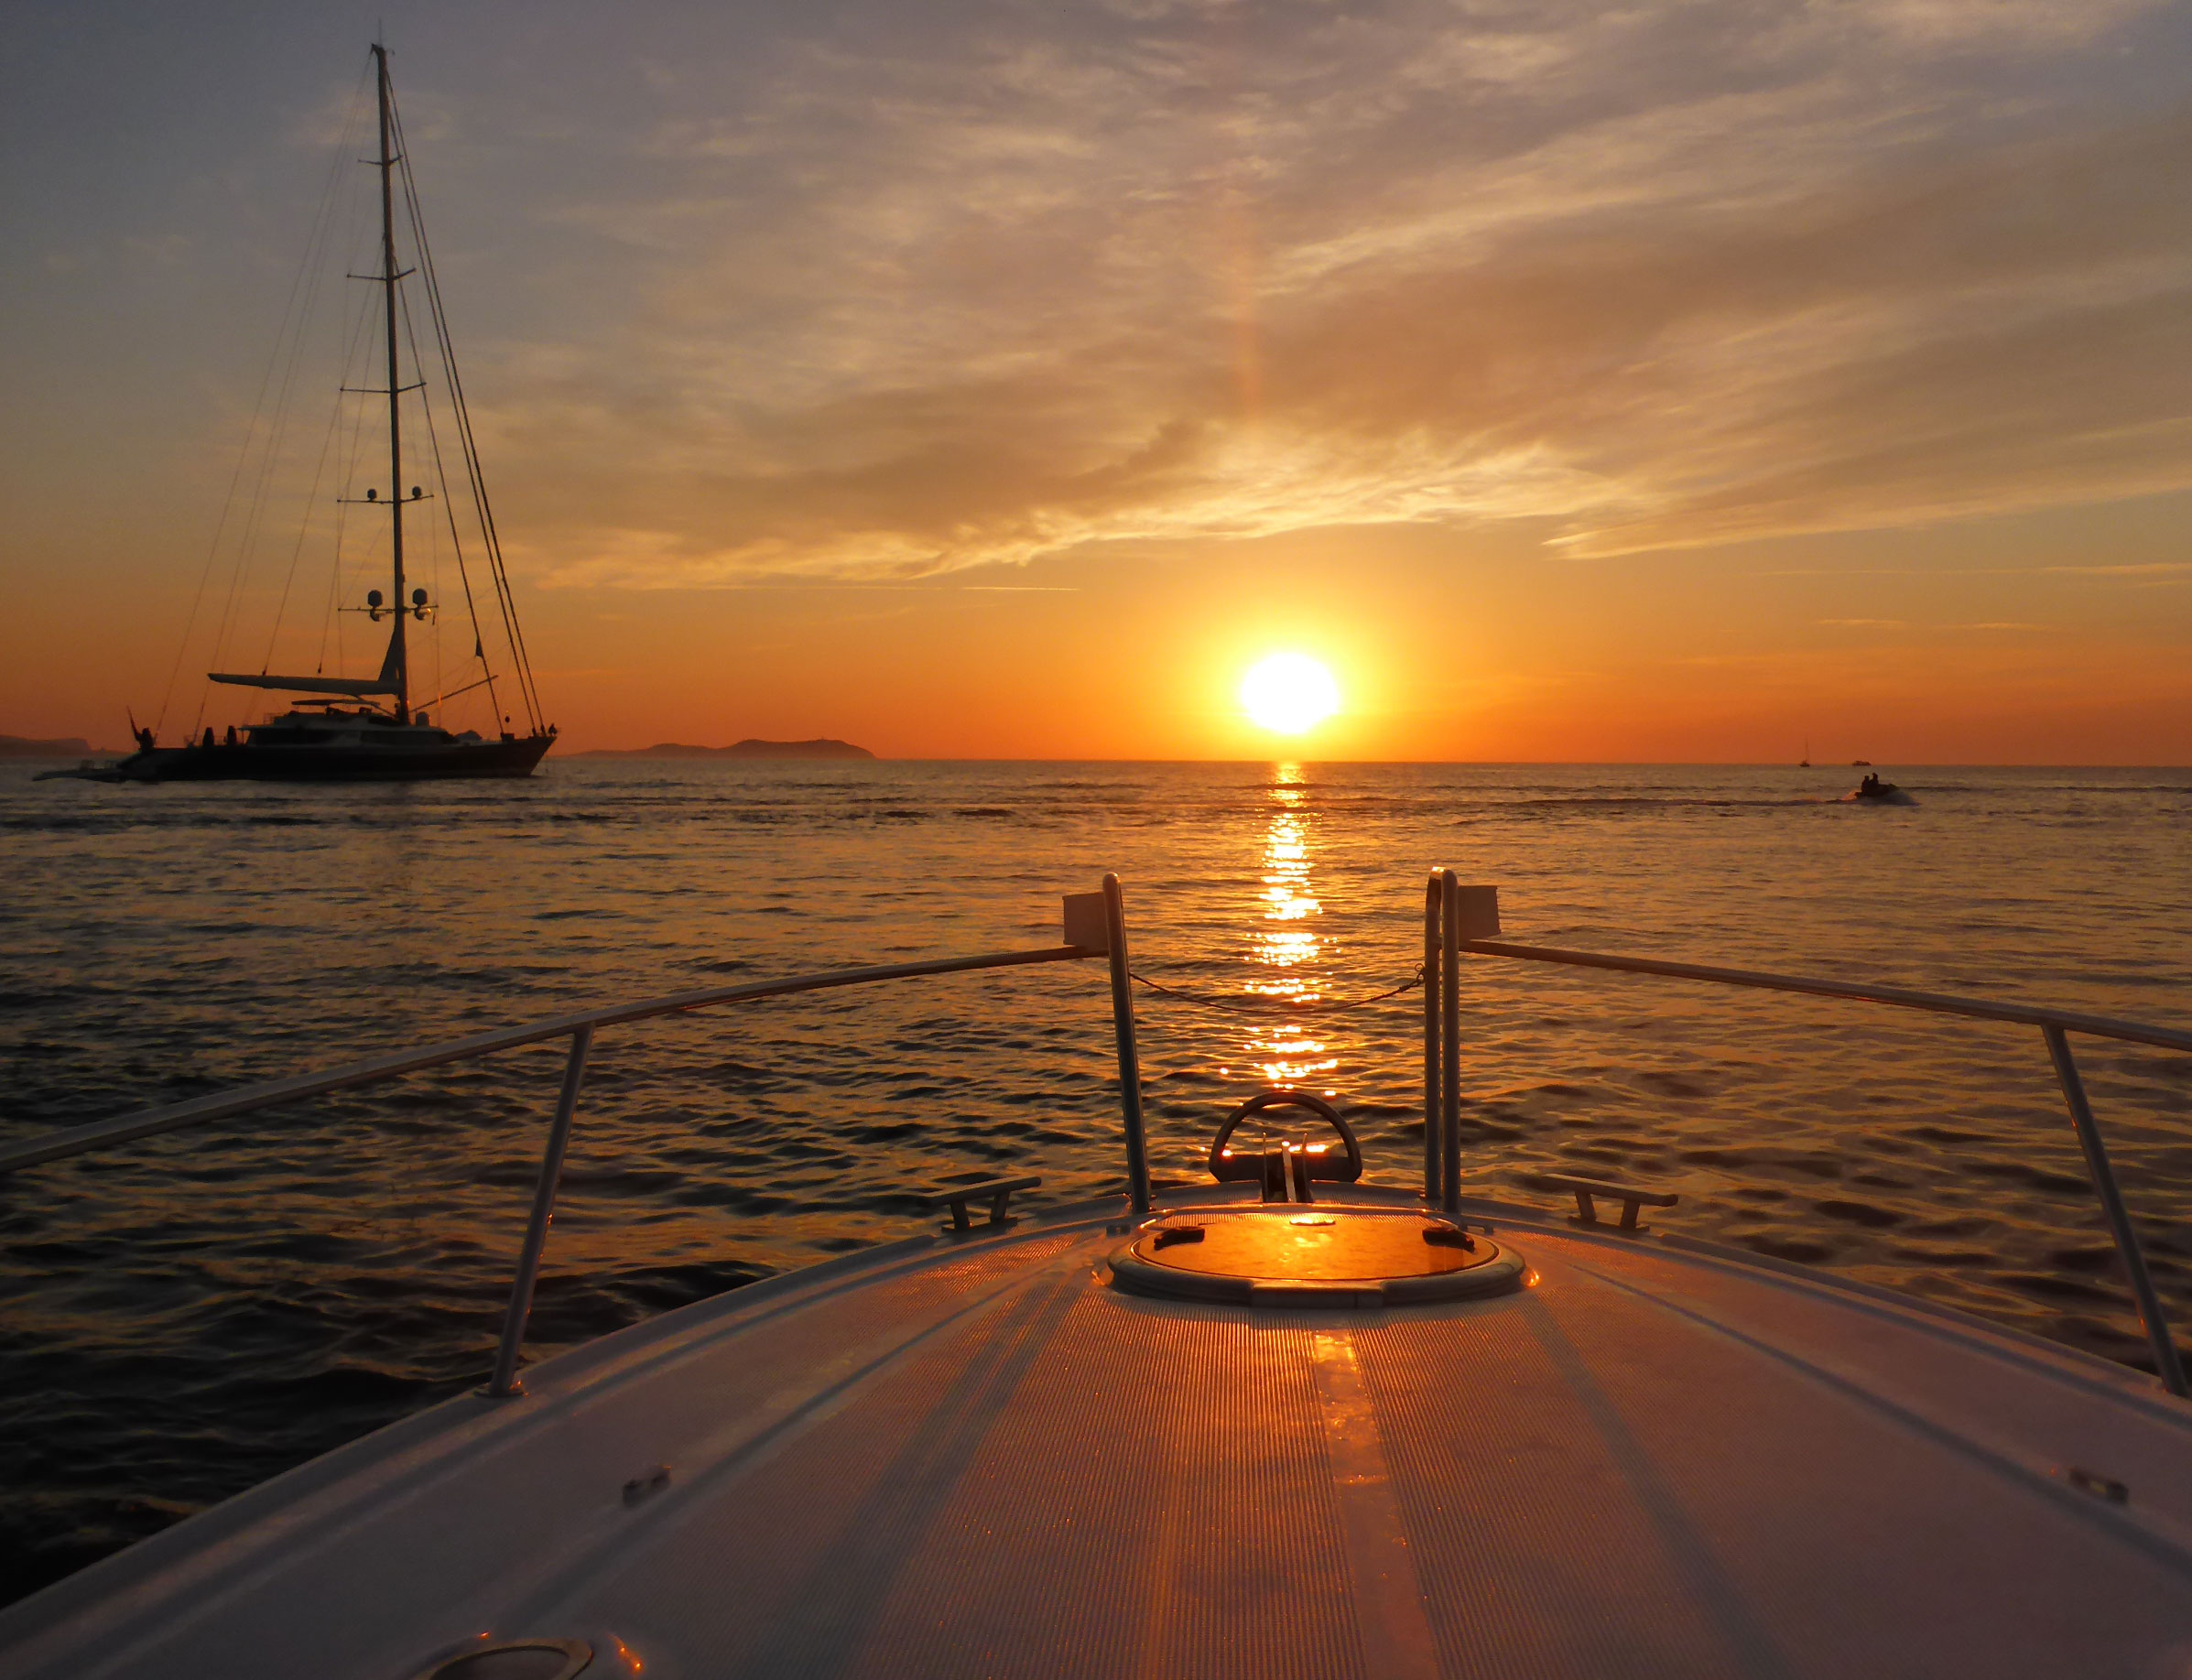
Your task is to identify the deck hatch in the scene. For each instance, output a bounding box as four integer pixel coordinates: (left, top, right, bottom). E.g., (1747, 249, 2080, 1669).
(408, 1638, 591, 1679)
(1110, 1209, 1525, 1305)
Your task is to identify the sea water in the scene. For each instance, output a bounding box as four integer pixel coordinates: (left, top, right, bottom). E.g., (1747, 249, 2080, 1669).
(3, 759, 2188, 1599)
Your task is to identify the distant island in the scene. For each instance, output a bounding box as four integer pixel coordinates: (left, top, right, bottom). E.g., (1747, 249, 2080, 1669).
(572, 738, 876, 761)
(0, 733, 117, 758)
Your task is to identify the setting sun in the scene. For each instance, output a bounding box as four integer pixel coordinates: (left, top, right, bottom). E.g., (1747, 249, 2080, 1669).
(1240, 654, 1340, 735)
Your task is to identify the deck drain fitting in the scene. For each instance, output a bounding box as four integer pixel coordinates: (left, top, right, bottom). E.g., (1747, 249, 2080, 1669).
(623, 1463, 671, 1506)
(1110, 1209, 1525, 1306)
(2065, 1466, 2130, 1504)
(410, 1637, 591, 1680)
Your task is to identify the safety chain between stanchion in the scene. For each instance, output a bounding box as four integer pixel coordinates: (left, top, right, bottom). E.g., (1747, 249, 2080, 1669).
(1127, 964, 1426, 1013)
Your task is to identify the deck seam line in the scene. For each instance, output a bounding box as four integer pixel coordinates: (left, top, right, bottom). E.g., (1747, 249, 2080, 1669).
(494, 1242, 1105, 1636)
(1308, 1328, 1441, 1680)
(1519, 1292, 1800, 1680)
(1568, 1258, 2192, 1578)
(35, 1238, 1104, 1680)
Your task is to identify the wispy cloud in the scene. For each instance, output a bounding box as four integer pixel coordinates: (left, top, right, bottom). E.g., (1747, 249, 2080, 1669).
(1763, 560, 2192, 578)
(450, 0, 2188, 586)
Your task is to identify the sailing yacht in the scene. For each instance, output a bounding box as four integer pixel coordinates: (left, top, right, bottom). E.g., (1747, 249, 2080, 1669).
(115, 46, 553, 783)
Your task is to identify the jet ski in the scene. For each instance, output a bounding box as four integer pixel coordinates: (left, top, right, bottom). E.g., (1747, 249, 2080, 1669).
(1844, 774, 1916, 805)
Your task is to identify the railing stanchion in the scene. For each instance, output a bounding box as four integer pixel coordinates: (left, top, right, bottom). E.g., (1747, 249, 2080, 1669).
(2044, 1025, 2187, 1397)
(1423, 873, 1443, 1203)
(1103, 873, 1152, 1217)
(1439, 870, 1461, 1214)
(489, 1024, 593, 1400)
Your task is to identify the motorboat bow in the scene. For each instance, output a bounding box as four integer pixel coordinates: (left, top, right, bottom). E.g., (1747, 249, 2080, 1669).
(2, 874, 2188, 1678)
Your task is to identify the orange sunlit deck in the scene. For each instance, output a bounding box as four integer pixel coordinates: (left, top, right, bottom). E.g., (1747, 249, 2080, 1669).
(7, 1186, 2191, 1680)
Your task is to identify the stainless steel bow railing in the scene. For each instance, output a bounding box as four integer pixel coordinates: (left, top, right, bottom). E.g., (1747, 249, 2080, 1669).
(0, 875, 1156, 1399)
(1419, 871, 2192, 1396)
(7, 868, 2184, 1402)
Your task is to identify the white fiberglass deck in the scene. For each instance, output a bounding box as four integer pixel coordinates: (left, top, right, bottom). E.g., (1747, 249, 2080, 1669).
(6, 1187, 2190, 1680)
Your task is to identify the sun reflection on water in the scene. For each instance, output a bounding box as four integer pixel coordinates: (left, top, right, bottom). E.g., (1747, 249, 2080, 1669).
(1243, 764, 1337, 1088)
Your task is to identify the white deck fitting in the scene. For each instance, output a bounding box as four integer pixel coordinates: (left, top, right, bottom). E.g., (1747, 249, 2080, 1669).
(5, 1189, 2191, 1680)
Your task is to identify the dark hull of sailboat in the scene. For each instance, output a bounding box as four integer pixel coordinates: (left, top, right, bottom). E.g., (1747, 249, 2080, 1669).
(118, 734, 553, 783)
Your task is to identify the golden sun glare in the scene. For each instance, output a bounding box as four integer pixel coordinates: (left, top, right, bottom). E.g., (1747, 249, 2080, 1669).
(1240, 653, 1340, 735)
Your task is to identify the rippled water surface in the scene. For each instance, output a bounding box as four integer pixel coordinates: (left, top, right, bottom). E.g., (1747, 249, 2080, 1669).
(4, 759, 2189, 1602)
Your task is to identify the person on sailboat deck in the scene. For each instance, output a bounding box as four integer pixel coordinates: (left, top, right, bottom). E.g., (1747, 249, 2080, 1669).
(134, 725, 154, 752)
(224, 726, 238, 746)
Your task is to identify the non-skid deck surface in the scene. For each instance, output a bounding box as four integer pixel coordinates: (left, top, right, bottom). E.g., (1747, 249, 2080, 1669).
(6, 1205, 2192, 1680)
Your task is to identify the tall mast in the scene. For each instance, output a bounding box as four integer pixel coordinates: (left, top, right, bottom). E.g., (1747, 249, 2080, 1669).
(374, 43, 409, 723)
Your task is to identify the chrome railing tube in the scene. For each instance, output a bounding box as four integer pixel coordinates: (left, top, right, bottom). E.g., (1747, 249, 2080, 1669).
(1438, 870, 1461, 1215)
(488, 1024, 593, 1400)
(1103, 873, 1152, 1216)
(1449, 919, 2191, 1398)
(1423, 873, 1443, 1203)
(2044, 1025, 2187, 1397)
(0, 944, 1097, 1178)
(1454, 937, 2192, 1055)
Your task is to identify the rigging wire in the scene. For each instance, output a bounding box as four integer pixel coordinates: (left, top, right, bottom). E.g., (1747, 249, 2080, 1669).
(259, 288, 376, 670)
(429, 406, 443, 714)
(156, 58, 373, 737)
(314, 283, 384, 674)
(315, 504, 344, 675)
(327, 273, 394, 675)
(396, 262, 503, 731)
(388, 90, 546, 734)
(395, 283, 453, 721)
(197, 79, 374, 735)
(398, 155, 542, 733)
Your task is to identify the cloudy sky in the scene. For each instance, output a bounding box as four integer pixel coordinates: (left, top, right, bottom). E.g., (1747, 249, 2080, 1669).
(5, 0, 2189, 757)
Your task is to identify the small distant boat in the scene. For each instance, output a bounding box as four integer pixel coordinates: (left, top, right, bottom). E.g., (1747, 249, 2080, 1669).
(1851, 758, 1872, 766)
(97, 46, 553, 786)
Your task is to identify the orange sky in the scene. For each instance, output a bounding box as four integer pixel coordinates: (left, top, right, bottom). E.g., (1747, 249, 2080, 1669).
(4, 2, 2189, 760)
